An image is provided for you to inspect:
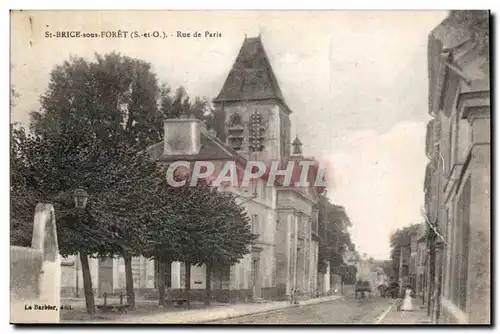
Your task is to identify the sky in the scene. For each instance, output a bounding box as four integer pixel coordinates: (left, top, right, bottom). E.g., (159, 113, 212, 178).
(10, 10, 449, 260)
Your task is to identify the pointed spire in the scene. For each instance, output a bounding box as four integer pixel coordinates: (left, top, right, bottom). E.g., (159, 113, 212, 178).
(214, 36, 285, 103)
(292, 134, 303, 156)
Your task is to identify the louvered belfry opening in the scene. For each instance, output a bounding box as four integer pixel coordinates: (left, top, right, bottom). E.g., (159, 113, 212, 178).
(227, 113, 244, 151)
(249, 112, 265, 152)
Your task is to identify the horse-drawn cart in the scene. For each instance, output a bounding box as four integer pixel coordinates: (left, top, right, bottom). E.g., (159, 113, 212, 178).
(355, 280, 372, 299)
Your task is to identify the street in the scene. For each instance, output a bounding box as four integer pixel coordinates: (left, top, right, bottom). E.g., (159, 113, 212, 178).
(210, 296, 394, 324)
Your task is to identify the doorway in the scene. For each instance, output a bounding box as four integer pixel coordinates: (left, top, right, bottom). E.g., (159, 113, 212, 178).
(252, 258, 261, 298)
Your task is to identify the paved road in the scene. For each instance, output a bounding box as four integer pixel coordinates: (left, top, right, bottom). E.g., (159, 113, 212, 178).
(210, 296, 394, 324)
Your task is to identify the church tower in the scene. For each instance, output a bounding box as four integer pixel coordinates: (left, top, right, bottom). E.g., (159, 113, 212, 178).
(213, 35, 292, 162)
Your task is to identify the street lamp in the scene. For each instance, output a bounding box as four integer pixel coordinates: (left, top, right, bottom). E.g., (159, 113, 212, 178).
(73, 188, 89, 209)
(73, 188, 88, 298)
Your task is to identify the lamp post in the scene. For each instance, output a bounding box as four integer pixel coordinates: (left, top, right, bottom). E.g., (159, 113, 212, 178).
(73, 189, 89, 298)
(73, 188, 89, 209)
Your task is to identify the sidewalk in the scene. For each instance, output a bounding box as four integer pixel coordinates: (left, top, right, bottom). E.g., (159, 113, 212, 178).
(95, 294, 344, 324)
(377, 299, 432, 325)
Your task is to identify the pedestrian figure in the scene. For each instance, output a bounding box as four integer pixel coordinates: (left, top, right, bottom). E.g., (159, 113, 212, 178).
(401, 285, 414, 311)
(290, 289, 299, 304)
(396, 297, 403, 311)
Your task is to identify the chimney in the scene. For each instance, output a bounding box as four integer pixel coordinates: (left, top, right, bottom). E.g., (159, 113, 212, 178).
(163, 116, 201, 156)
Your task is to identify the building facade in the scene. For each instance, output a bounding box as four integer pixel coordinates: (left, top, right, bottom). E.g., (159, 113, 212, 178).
(415, 225, 427, 306)
(425, 10, 490, 324)
(60, 35, 321, 303)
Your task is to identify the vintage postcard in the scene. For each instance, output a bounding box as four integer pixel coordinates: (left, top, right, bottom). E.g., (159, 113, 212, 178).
(10, 10, 491, 325)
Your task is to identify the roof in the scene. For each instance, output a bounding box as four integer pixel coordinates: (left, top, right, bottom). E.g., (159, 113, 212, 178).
(429, 13, 472, 52)
(146, 128, 247, 165)
(214, 36, 286, 104)
(428, 11, 490, 113)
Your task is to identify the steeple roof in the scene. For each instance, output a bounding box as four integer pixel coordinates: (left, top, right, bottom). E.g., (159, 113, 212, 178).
(292, 135, 303, 155)
(214, 36, 286, 104)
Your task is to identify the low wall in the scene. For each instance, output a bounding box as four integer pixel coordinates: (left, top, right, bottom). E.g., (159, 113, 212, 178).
(141, 288, 255, 304)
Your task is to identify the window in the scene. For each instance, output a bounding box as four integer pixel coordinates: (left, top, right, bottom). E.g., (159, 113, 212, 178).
(260, 181, 266, 199)
(251, 215, 260, 235)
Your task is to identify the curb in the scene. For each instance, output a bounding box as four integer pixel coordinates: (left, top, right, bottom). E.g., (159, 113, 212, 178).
(198, 295, 345, 324)
(194, 303, 300, 324)
(374, 303, 394, 324)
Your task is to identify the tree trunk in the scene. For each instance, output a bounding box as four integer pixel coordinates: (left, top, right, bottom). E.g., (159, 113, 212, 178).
(185, 261, 191, 308)
(157, 259, 166, 306)
(123, 252, 136, 309)
(79, 251, 95, 314)
(205, 263, 212, 305)
(164, 259, 173, 306)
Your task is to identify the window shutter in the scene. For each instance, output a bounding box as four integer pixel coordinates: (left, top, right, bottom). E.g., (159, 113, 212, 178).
(426, 119, 435, 159)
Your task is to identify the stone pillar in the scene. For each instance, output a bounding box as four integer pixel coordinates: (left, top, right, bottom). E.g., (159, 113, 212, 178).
(292, 214, 298, 290)
(285, 214, 292, 294)
(302, 220, 307, 292)
(89, 257, 99, 296)
(112, 257, 119, 292)
(10, 204, 61, 323)
(146, 258, 155, 289)
(325, 263, 331, 293)
(171, 261, 181, 289)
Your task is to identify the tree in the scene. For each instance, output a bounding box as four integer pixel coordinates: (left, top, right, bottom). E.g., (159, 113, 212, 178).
(159, 85, 215, 129)
(31, 52, 162, 151)
(10, 124, 39, 247)
(11, 121, 163, 312)
(378, 260, 394, 279)
(11, 87, 19, 108)
(15, 52, 167, 312)
(389, 224, 421, 281)
(142, 174, 257, 306)
(317, 193, 355, 273)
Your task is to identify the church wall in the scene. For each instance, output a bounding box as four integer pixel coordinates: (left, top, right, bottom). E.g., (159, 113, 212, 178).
(276, 189, 318, 297)
(275, 211, 291, 298)
(277, 190, 314, 216)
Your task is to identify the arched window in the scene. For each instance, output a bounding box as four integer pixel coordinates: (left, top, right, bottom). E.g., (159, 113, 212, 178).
(231, 113, 242, 126)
